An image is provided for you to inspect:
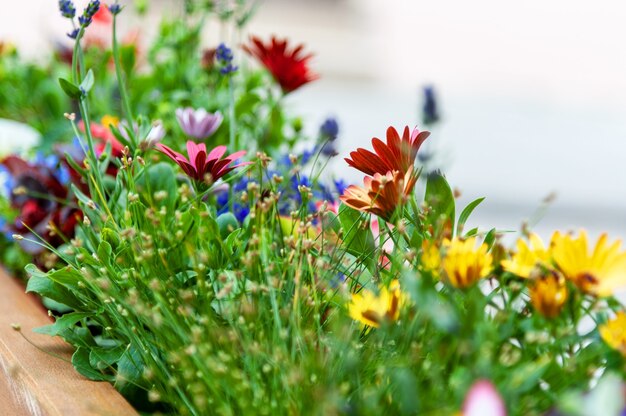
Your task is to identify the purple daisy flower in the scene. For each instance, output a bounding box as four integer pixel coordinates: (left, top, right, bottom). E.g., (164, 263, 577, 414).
(175, 107, 223, 140)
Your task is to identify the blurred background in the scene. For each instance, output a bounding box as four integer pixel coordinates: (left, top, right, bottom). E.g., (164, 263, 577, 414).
(1, 0, 625, 240)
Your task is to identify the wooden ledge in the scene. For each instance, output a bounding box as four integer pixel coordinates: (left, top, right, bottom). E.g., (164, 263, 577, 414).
(0, 268, 137, 416)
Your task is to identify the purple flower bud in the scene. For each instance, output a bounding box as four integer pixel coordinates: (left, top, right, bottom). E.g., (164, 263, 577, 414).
(175, 107, 223, 140)
(143, 122, 166, 148)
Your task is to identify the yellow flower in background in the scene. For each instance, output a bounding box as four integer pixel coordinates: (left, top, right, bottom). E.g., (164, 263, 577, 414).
(501, 233, 551, 278)
(0, 41, 16, 56)
(101, 115, 120, 129)
(420, 239, 441, 275)
(528, 270, 567, 318)
(278, 216, 318, 240)
(442, 237, 493, 288)
(551, 230, 626, 297)
(599, 312, 626, 355)
(348, 280, 405, 328)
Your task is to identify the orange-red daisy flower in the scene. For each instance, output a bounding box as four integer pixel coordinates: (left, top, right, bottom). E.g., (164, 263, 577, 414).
(340, 167, 417, 221)
(243, 35, 319, 93)
(345, 126, 430, 176)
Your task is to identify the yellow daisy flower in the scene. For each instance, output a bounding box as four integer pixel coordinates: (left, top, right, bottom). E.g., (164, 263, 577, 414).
(501, 233, 551, 278)
(551, 230, 626, 297)
(348, 280, 405, 328)
(599, 312, 626, 355)
(101, 115, 120, 129)
(441, 237, 493, 289)
(528, 270, 567, 318)
(420, 239, 442, 275)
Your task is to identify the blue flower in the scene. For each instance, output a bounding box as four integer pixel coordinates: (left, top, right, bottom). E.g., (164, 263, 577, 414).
(319, 118, 339, 141)
(422, 85, 440, 125)
(67, 29, 80, 40)
(58, 0, 76, 19)
(216, 43, 238, 75)
(108, 3, 122, 15)
(0, 165, 14, 198)
(79, 0, 100, 28)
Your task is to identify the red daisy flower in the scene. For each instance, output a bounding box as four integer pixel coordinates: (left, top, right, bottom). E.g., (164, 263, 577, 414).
(345, 126, 430, 177)
(156, 141, 251, 183)
(340, 167, 418, 221)
(243, 35, 319, 93)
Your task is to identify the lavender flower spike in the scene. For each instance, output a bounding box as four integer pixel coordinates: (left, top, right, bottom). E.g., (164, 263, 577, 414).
(176, 107, 223, 140)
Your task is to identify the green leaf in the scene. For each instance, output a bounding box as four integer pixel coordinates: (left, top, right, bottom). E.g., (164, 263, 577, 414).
(338, 203, 375, 262)
(64, 151, 87, 176)
(457, 197, 485, 236)
(89, 345, 125, 370)
(47, 267, 82, 286)
(71, 183, 93, 207)
(72, 347, 114, 381)
(424, 171, 455, 239)
(120, 44, 136, 77)
(217, 212, 239, 239)
(33, 312, 92, 337)
(136, 162, 177, 210)
(58, 77, 82, 99)
(115, 345, 145, 392)
(80, 69, 94, 93)
(25, 270, 83, 310)
(484, 228, 497, 248)
(97, 241, 113, 264)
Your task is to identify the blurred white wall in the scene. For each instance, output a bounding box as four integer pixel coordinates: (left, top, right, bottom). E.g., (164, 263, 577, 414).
(2, 0, 625, 239)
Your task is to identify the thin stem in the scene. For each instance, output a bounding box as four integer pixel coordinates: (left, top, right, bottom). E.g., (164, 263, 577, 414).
(112, 14, 136, 146)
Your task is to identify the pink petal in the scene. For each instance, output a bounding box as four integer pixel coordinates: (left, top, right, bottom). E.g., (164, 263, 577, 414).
(206, 145, 227, 161)
(156, 143, 188, 163)
(463, 380, 506, 416)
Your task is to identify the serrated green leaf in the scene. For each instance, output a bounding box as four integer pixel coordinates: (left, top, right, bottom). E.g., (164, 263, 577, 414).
(72, 347, 114, 381)
(33, 312, 91, 337)
(89, 345, 125, 370)
(25, 271, 83, 310)
(47, 267, 82, 286)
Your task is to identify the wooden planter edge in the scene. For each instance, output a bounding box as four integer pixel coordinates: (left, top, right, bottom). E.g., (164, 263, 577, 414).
(0, 268, 137, 416)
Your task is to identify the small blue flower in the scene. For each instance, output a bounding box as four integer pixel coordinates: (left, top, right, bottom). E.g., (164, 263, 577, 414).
(334, 179, 347, 195)
(319, 117, 339, 141)
(0, 165, 14, 198)
(79, 0, 100, 28)
(67, 29, 80, 40)
(58, 0, 76, 19)
(108, 3, 122, 15)
(78, 15, 92, 26)
(422, 85, 440, 125)
(216, 43, 237, 75)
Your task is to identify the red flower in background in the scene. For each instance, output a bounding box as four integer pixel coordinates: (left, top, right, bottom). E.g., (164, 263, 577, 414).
(93, 4, 112, 24)
(1, 156, 80, 255)
(345, 126, 430, 177)
(243, 35, 319, 93)
(156, 141, 251, 183)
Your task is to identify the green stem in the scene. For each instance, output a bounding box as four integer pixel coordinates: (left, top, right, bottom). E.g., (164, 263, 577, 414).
(112, 14, 136, 146)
